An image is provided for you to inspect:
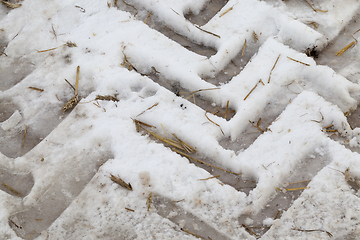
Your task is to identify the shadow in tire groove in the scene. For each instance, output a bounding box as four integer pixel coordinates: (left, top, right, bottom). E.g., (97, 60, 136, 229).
(8, 152, 112, 240)
(116, 1, 217, 58)
(184, 0, 228, 27)
(0, 169, 33, 198)
(239, 152, 332, 238)
(153, 195, 231, 240)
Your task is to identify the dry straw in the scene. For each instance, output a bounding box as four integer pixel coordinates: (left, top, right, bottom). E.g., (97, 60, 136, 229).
(181, 228, 205, 239)
(146, 192, 153, 211)
(287, 56, 310, 66)
(268, 54, 281, 83)
(28, 87, 44, 92)
(336, 41, 356, 56)
(125, 207, 134, 212)
(241, 39, 247, 57)
(219, 6, 233, 18)
(110, 174, 133, 191)
(2, 182, 22, 197)
(305, 0, 328, 12)
(95, 95, 119, 102)
(195, 25, 220, 38)
(205, 111, 224, 135)
(1, 1, 21, 8)
(62, 66, 80, 112)
(292, 228, 332, 237)
(22, 124, 27, 148)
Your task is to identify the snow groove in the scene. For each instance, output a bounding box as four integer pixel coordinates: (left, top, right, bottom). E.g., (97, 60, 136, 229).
(1, 0, 360, 239)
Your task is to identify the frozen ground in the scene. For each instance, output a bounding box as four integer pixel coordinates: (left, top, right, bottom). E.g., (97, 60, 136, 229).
(1, 0, 360, 239)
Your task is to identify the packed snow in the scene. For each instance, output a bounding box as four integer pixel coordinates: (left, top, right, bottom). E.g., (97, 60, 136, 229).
(1, 0, 360, 239)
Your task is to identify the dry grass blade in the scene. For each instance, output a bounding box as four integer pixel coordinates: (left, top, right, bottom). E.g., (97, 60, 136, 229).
(110, 174, 133, 191)
(276, 187, 307, 191)
(28, 87, 44, 92)
(285, 187, 307, 191)
(244, 80, 262, 101)
(184, 93, 196, 104)
(253, 31, 258, 42)
(139, 125, 185, 150)
(287, 56, 310, 66)
(268, 54, 281, 83)
(64, 79, 75, 91)
(122, 0, 137, 12)
(75, 5, 85, 13)
(249, 120, 264, 133)
(172, 133, 196, 154)
(9, 219, 22, 229)
(241, 39, 247, 57)
(335, 41, 356, 56)
(28, 229, 36, 239)
(170, 7, 179, 15)
(246, 226, 270, 229)
(225, 101, 229, 120)
(75, 66, 80, 95)
(51, 24, 57, 40)
(181, 228, 205, 239)
(37, 45, 61, 53)
(304, 0, 328, 12)
(311, 111, 324, 123)
(173, 148, 241, 175)
(121, 52, 138, 71)
(180, 88, 220, 105)
(205, 112, 224, 135)
(144, 11, 152, 24)
(180, 87, 220, 96)
(132, 119, 155, 132)
(125, 207, 134, 212)
(198, 175, 220, 181)
(256, 118, 262, 127)
(95, 95, 119, 102)
(161, 123, 169, 138)
(93, 102, 101, 108)
(326, 129, 338, 132)
(2, 182, 23, 197)
(62, 66, 80, 112)
(195, 25, 220, 38)
(274, 210, 280, 220)
(1, 0, 21, 8)
(133, 119, 155, 128)
(306, 21, 318, 29)
(323, 124, 334, 129)
(219, 6, 233, 18)
(136, 102, 159, 117)
(242, 224, 258, 237)
(146, 192, 153, 211)
(170, 198, 185, 207)
(22, 124, 27, 148)
(288, 180, 311, 185)
(181, 89, 221, 105)
(292, 228, 332, 237)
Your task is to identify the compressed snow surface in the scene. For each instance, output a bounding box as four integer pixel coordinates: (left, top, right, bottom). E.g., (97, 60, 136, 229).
(1, 0, 360, 239)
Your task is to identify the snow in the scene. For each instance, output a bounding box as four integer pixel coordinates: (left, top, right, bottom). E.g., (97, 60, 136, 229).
(1, 0, 360, 239)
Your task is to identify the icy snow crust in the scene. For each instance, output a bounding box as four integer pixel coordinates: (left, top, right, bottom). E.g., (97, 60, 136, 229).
(1, 0, 360, 239)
